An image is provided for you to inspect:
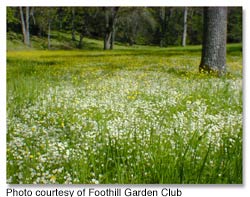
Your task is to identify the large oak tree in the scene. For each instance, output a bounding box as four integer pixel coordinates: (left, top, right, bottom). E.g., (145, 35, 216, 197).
(199, 7, 228, 76)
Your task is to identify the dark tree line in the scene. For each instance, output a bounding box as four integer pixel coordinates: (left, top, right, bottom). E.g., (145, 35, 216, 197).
(7, 7, 242, 49)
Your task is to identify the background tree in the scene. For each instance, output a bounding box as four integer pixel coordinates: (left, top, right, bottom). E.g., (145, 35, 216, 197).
(103, 7, 119, 50)
(46, 8, 57, 49)
(33, 7, 57, 49)
(57, 7, 64, 31)
(227, 7, 242, 43)
(182, 7, 188, 47)
(152, 7, 184, 47)
(32, 8, 49, 37)
(7, 7, 241, 50)
(199, 7, 228, 75)
(70, 7, 101, 49)
(187, 8, 203, 45)
(155, 7, 172, 47)
(19, 7, 30, 46)
(116, 7, 156, 46)
(71, 7, 76, 41)
(7, 7, 19, 32)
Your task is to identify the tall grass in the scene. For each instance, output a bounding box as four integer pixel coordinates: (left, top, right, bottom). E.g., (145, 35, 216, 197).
(7, 44, 242, 184)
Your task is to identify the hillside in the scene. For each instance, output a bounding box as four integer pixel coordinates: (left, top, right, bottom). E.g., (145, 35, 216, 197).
(7, 31, 101, 51)
(7, 31, 149, 51)
(7, 31, 242, 55)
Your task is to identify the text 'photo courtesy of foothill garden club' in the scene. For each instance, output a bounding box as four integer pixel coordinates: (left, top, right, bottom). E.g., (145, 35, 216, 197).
(6, 187, 183, 197)
(7, 7, 242, 184)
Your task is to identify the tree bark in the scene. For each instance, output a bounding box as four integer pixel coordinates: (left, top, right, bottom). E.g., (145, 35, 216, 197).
(199, 7, 227, 76)
(78, 34, 84, 49)
(110, 26, 116, 49)
(48, 20, 51, 49)
(20, 7, 26, 43)
(19, 7, 30, 46)
(25, 7, 30, 46)
(104, 7, 119, 50)
(47, 8, 52, 50)
(78, 24, 87, 49)
(104, 7, 111, 50)
(30, 7, 36, 25)
(159, 7, 167, 47)
(182, 7, 188, 47)
(159, 7, 172, 47)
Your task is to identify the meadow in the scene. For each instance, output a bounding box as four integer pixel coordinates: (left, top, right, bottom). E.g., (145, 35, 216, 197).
(7, 44, 242, 184)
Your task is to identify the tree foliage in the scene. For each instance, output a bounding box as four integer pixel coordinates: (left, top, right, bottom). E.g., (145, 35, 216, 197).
(7, 7, 242, 48)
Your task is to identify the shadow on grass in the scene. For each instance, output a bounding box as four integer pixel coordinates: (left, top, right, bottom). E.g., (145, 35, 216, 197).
(7, 58, 61, 67)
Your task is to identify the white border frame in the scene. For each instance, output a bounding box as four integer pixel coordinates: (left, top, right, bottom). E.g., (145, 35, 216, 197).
(1, 1, 248, 197)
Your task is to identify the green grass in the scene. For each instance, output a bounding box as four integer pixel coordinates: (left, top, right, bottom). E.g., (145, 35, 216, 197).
(7, 31, 132, 51)
(7, 43, 242, 184)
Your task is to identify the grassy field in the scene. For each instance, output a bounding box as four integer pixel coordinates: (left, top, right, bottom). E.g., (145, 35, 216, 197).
(7, 43, 242, 184)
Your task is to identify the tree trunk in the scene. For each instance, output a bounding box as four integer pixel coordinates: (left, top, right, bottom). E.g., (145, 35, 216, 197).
(159, 7, 171, 47)
(182, 7, 188, 47)
(19, 7, 30, 46)
(78, 34, 84, 49)
(159, 7, 166, 47)
(104, 8, 111, 50)
(25, 7, 30, 46)
(78, 24, 87, 49)
(48, 21, 51, 49)
(199, 7, 227, 76)
(20, 7, 26, 43)
(104, 32, 112, 50)
(103, 7, 119, 50)
(110, 27, 115, 49)
(47, 8, 52, 50)
(30, 7, 36, 24)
